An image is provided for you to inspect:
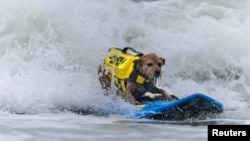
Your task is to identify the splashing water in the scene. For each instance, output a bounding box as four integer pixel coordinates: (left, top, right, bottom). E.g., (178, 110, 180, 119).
(0, 0, 250, 120)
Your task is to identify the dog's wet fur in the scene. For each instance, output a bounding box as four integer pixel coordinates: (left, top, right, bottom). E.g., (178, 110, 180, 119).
(98, 52, 176, 105)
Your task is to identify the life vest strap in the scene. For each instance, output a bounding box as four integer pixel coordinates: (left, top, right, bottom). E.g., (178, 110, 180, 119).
(108, 73, 127, 92)
(129, 69, 155, 91)
(108, 71, 154, 92)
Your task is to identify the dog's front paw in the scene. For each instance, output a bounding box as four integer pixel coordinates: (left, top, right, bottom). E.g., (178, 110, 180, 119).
(133, 101, 142, 106)
(170, 94, 179, 100)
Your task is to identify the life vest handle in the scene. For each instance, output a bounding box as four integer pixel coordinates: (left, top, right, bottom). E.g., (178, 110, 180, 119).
(122, 47, 144, 57)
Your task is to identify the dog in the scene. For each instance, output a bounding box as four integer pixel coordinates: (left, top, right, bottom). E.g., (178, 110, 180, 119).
(98, 47, 177, 105)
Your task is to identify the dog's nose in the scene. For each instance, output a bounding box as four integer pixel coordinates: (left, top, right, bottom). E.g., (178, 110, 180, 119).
(155, 71, 161, 77)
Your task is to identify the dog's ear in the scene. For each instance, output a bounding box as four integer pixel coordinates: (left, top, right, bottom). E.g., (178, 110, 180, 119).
(160, 57, 165, 65)
(133, 59, 141, 71)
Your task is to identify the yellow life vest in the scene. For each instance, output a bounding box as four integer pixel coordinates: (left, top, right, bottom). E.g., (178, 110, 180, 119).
(103, 47, 150, 92)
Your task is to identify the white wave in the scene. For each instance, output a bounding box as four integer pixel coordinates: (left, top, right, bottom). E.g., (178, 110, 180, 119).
(0, 0, 250, 120)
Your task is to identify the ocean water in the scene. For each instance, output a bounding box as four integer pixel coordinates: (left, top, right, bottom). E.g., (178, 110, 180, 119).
(1, 0, 250, 140)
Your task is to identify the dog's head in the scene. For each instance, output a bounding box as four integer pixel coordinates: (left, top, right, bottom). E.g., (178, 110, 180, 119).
(134, 53, 165, 80)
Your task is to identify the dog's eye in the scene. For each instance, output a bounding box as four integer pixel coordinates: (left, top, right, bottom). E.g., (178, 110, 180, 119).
(158, 63, 162, 67)
(147, 63, 153, 67)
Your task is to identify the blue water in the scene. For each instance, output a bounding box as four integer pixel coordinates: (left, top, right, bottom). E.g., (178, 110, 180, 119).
(0, 0, 250, 140)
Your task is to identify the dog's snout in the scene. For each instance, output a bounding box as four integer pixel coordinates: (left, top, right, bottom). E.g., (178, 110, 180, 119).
(155, 70, 161, 77)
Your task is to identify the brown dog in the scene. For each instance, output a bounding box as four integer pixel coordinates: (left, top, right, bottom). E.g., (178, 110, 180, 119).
(98, 47, 176, 105)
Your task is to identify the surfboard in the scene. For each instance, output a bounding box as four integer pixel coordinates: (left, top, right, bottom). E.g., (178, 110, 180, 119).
(134, 93, 223, 120)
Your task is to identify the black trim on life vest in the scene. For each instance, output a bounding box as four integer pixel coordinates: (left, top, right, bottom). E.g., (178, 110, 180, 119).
(109, 65, 156, 92)
(128, 64, 155, 91)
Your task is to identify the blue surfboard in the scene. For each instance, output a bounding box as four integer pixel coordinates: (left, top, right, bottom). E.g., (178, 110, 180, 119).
(134, 93, 223, 120)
